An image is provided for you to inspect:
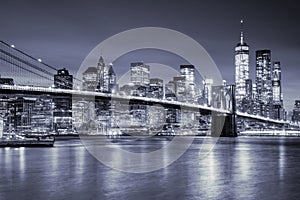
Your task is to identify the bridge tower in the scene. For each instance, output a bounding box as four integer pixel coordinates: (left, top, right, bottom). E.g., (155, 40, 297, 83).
(211, 85, 237, 137)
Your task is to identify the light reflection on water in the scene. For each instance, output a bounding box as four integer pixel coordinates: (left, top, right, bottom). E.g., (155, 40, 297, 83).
(0, 137, 300, 200)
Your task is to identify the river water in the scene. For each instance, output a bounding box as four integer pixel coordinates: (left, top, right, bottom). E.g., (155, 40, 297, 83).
(1, 136, 300, 200)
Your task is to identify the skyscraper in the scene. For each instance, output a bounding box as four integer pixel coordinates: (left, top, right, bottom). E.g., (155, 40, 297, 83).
(53, 68, 73, 134)
(54, 68, 73, 89)
(148, 78, 163, 99)
(82, 67, 98, 91)
(256, 50, 273, 118)
(97, 56, 106, 92)
(173, 75, 186, 102)
(106, 64, 117, 93)
(165, 81, 176, 101)
(292, 100, 300, 122)
(272, 61, 283, 119)
(235, 20, 250, 111)
(202, 78, 213, 107)
(180, 65, 195, 101)
(130, 62, 150, 86)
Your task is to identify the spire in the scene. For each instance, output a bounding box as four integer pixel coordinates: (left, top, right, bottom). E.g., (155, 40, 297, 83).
(240, 19, 244, 45)
(98, 55, 105, 64)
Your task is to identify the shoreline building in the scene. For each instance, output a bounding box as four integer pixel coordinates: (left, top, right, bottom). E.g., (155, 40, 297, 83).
(53, 68, 73, 134)
(0, 75, 14, 85)
(235, 20, 250, 112)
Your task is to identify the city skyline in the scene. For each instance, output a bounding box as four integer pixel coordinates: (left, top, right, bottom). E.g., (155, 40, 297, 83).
(1, 0, 299, 111)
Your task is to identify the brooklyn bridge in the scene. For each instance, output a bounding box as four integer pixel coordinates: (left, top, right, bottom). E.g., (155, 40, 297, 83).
(0, 40, 299, 137)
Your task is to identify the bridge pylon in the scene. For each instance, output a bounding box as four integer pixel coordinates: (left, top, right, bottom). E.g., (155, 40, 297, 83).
(211, 85, 237, 137)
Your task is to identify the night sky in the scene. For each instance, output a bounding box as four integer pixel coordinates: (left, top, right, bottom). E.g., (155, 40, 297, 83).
(1, 0, 299, 111)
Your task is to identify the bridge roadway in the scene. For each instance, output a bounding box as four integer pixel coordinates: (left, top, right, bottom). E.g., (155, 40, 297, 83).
(0, 84, 295, 126)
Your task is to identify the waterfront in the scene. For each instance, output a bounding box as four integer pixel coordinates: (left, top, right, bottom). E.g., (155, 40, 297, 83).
(1, 136, 300, 200)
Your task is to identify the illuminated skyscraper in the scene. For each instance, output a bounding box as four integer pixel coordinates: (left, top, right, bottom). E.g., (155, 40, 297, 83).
(180, 65, 195, 101)
(256, 50, 273, 118)
(106, 64, 117, 93)
(173, 75, 186, 102)
(203, 78, 213, 107)
(53, 68, 73, 134)
(82, 67, 98, 91)
(292, 100, 300, 122)
(272, 62, 283, 119)
(130, 62, 150, 86)
(235, 20, 249, 111)
(97, 56, 105, 92)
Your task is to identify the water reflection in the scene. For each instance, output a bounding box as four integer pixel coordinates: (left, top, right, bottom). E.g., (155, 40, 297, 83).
(18, 147, 25, 181)
(278, 140, 286, 180)
(1, 137, 300, 199)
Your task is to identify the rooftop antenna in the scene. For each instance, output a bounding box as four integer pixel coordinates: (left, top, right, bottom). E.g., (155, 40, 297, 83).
(240, 19, 244, 44)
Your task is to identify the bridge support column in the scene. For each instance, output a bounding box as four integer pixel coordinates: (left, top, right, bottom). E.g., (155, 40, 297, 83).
(211, 84, 237, 137)
(211, 113, 237, 137)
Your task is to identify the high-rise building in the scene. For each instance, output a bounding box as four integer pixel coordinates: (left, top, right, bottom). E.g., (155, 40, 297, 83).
(94, 56, 117, 93)
(242, 79, 253, 113)
(97, 56, 106, 92)
(292, 100, 300, 122)
(180, 65, 195, 101)
(106, 64, 117, 93)
(54, 68, 73, 89)
(6, 96, 54, 134)
(173, 75, 186, 102)
(256, 50, 273, 118)
(165, 81, 176, 101)
(82, 67, 98, 91)
(202, 78, 213, 106)
(130, 62, 150, 86)
(272, 62, 283, 119)
(235, 20, 250, 111)
(148, 78, 163, 99)
(53, 68, 73, 134)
